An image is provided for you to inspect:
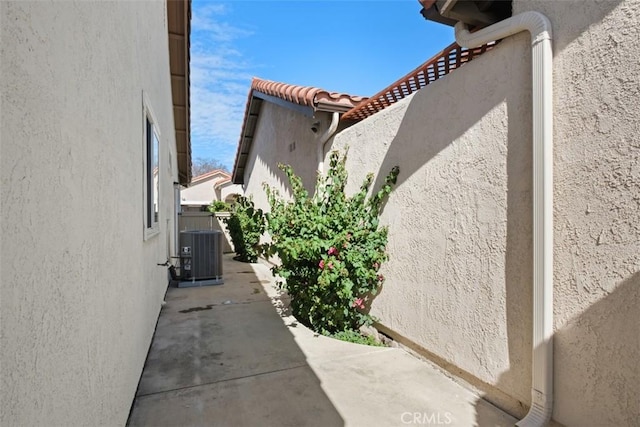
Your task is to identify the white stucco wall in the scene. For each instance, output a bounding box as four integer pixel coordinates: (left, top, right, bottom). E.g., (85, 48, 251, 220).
(1, 1, 178, 426)
(181, 178, 219, 205)
(219, 182, 243, 204)
(242, 102, 331, 213)
(329, 1, 639, 425)
(331, 37, 535, 416)
(516, 1, 640, 425)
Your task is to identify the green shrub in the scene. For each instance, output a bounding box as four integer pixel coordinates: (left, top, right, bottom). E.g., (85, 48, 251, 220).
(209, 200, 231, 212)
(329, 329, 384, 346)
(263, 150, 399, 335)
(223, 196, 265, 263)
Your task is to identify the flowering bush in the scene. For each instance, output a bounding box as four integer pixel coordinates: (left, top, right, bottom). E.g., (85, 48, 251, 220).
(263, 150, 399, 334)
(223, 196, 265, 263)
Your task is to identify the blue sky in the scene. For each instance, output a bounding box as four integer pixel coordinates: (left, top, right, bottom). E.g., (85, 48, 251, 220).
(190, 0, 454, 171)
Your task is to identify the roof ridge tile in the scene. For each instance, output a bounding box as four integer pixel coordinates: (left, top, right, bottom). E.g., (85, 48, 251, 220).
(250, 77, 365, 110)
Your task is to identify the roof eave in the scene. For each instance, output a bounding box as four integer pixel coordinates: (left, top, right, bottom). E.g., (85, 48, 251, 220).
(230, 78, 366, 185)
(253, 91, 315, 117)
(167, 0, 192, 185)
(231, 93, 262, 185)
(230, 95, 349, 185)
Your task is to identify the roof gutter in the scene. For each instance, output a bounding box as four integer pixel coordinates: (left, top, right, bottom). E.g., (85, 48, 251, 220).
(316, 112, 340, 175)
(455, 12, 554, 427)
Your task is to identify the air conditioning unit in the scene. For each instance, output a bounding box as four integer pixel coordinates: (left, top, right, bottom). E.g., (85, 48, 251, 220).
(179, 230, 224, 287)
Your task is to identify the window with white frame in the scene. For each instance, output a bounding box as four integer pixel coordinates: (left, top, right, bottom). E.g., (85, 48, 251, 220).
(143, 97, 160, 239)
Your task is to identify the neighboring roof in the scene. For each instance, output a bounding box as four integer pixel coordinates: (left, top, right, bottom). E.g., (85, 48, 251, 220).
(167, 0, 192, 185)
(231, 41, 497, 184)
(231, 77, 367, 184)
(181, 170, 230, 205)
(213, 176, 232, 189)
(341, 41, 497, 122)
(419, 0, 513, 28)
(189, 169, 230, 185)
(251, 78, 368, 113)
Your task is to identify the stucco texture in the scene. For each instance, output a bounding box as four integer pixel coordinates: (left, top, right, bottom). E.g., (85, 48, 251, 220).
(517, 1, 640, 425)
(328, 1, 639, 425)
(1, 1, 178, 426)
(181, 176, 223, 206)
(331, 35, 535, 416)
(242, 102, 333, 212)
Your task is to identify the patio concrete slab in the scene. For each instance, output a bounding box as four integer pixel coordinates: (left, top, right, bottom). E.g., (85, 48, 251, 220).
(135, 299, 310, 396)
(300, 346, 516, 427)
(128, 254, 518, 427)
(130, 366, 343, 427)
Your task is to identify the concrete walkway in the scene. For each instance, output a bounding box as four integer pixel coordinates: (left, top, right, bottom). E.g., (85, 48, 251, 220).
(128, 254, 517, 427)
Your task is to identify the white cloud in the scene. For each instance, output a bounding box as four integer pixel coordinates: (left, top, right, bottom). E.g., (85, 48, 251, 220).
(191, 3, 252, 42)
(190, 2, 254, 169)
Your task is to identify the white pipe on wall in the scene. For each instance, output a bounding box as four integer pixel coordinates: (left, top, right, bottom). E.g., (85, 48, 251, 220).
(455, 12, 554, 427)
(317, 112, 340, 174)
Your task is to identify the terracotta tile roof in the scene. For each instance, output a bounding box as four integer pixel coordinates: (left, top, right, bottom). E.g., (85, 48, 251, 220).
(250, 77, 367, 113)
(419, 0, 437, 7)
(342, 41, 498, 122)
(190, 169, 230, 185)
(213, 176, 232, 189)
(231, 77, 367, 184)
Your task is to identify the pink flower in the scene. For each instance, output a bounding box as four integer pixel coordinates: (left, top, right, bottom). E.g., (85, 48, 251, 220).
(373, 262, 379, 270)
(319, 260, 325, 269)
(327, 262, 334, 270)
(377, 274, 384, 282)
(352, 298, 365, 309)
(328, 247, 338, 256)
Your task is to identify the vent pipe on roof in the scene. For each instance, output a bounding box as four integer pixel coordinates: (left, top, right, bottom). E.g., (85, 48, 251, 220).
(455, 12, 554, 427)
(317, 112, 340, 175)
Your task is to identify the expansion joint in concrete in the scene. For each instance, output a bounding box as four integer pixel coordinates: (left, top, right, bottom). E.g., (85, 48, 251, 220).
(135, 364, 310, 399)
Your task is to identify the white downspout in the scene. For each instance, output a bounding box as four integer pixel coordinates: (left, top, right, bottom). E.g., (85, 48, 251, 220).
(455, 12, 554, 427)
(317, 112, 340, 174)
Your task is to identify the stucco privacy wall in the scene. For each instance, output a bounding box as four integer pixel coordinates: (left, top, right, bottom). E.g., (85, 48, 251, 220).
(242, 102, 331, 211)
(330, 1, 639, 425)
(1, 1, 178, 426)
(514, 1, 640, 425)
(330, 35, 535, 415)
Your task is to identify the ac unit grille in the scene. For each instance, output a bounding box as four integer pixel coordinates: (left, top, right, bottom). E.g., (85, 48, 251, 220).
(180, 230, 223, 282)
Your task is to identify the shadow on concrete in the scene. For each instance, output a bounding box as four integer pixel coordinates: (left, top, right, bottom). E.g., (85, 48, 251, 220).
(127, 254, 343, 427)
